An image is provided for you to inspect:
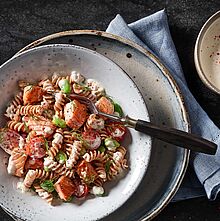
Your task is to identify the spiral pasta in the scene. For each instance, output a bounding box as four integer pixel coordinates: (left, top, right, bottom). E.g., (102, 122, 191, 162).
(16, 105, 44, 116)
(1, 71, 129, 205)
(72, 83, 97, 103)
(93, 177, 104, 187)
(39, 79, 55, 94)
(7, 148, 27, 177)
(51, 73, 71, 88)
(107, 160, 123, 181)
(23, 170, 37, 188)
(11, 91, 23, 107)
(66, 141, 83, 169)
(83, 150, 107, 163)
(48, 128, 63, 159)
(94, 162, 107, 180)
(54, 92, 66, 117)
(7, 121, 26, 133)
(5, 92, 23, 121)
(33, 184, 53, 205)
(64, 169, 75, 178)
(63, 130, 76, 145)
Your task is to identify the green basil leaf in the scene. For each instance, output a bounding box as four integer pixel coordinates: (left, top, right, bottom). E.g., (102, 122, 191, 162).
(44, 138, 49, 151)
(97, 145, 106, 153)
(55, 151, 67, 164)
(40, 180, 54, 193)
(105, 160, 112, 173)
(44, 166, 50, 172)
(113, 102, 123, 117)
(52, 115, 66, 128)
(23, 121, 29, 133)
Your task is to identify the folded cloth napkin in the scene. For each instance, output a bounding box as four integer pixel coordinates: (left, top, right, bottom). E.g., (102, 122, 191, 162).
(106, 9, 220, 201)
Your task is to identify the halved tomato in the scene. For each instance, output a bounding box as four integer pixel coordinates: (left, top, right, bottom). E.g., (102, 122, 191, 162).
(0, 128, 22, 154)
(106, 122, 126, 141)
(73, 178, 89, 198)
(82, 129, 101, 149)
(25, 157, 44, 170)
(25, 137, 46, 158)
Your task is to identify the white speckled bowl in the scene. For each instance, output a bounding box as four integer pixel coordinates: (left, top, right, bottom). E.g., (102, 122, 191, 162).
(194, 10, 220, 93)
(0, 44, 151, 221)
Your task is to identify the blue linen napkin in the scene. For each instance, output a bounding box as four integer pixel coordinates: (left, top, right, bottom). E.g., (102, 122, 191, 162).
(106, 9, 220, 201)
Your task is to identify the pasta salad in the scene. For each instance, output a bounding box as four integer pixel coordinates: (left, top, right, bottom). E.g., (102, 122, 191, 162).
(0, 71, 128, 205)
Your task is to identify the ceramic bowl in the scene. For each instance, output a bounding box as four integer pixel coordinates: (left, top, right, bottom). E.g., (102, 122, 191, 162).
(0, 44, 151, 221)
(194, 10, 220, 93)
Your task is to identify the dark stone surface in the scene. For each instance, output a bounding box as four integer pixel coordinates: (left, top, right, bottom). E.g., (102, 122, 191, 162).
(0, 0, 220, 220)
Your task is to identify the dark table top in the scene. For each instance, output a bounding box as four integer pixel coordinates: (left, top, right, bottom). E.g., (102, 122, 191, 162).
(0, 0, 220, 220)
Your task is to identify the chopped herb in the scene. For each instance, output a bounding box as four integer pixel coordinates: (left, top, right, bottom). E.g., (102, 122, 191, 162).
(55, 151, 67, 164)
(105, 161, 112, 173)
(31, 115, 40, 121)
(72, 132, 82, 141)
(79, 147, 86, 156)
(44, 138, 49, 151)
(64, 196, 73, 202)
(81, 85, 91, 91)
(84, 174, 96, 184)
(44, 166, 50, 172)
(40, 180, 54, 193)
(26, 133, 31, 141)
(52, 115, 66, 128)
(97, 145, 106, 153)
(43, 110, 54, 119)
(30, 186, 36, 192)
(77, 83, 91, 91)
(23, 121, 29, 133)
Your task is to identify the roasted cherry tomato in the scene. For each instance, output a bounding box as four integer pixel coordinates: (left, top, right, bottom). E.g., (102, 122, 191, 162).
(73, 178, 89, 198)
(0, 129, 22, 154)
(25, 137, 46, 158)
(25, 157, 44, 170)
(82, 129, 101, 149)
(76, 160, 98, 184)
(106, 122, 126, 141)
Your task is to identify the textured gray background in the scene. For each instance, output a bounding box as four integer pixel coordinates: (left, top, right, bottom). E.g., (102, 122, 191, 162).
(0, 0, 220, 220)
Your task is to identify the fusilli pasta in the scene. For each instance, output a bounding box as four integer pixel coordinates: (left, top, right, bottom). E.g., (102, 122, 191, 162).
(0, 71, 129, 205)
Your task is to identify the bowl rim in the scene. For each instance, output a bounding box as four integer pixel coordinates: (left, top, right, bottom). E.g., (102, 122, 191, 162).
(0, 43, 152, 221)
(194, 10, 220, 94)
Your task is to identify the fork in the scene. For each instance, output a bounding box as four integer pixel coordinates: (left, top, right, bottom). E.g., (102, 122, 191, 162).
(69, 94, 217, 155)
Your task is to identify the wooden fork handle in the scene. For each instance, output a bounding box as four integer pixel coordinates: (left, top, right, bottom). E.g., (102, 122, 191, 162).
(135, 120, 217, 155)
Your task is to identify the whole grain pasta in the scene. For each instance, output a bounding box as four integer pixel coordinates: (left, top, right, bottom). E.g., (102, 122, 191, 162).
(0, 71, 129, 204)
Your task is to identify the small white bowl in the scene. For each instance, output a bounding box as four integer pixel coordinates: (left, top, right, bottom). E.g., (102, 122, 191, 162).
(194, 10, 220, 94)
